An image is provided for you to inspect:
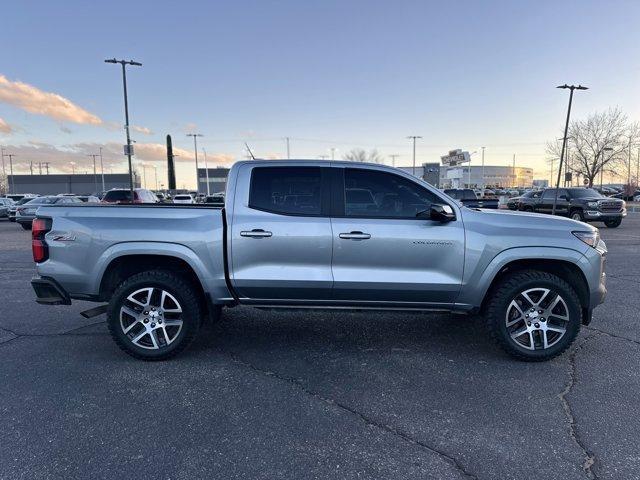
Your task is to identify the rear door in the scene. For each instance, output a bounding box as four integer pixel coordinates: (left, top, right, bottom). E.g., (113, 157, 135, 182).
(539, 189, 569, 215)
(230, 164, 334, 301)
(330, 167, 465, 305)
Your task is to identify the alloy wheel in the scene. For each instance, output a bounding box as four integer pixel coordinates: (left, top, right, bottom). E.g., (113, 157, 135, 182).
(505, 287, 569, 350)
(120, 287, 183, 350)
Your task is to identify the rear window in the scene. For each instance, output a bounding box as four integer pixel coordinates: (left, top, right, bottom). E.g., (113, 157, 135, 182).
(103, 190, 133, 202)
(174, 195, 192, 200)
(26, 197, 56, 205)
(249, 167, 322, 216)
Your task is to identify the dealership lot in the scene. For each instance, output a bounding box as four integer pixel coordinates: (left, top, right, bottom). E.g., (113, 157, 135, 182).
(1, 215, 639, 480)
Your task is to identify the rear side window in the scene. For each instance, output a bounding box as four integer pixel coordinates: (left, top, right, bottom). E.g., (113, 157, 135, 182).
(344, 168, 440, 218)
(249, 167, 322, 216)
(103, 190, 131, 202)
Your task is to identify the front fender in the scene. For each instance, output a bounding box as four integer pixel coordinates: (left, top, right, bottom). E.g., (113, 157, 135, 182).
(457, 246, 591, 308)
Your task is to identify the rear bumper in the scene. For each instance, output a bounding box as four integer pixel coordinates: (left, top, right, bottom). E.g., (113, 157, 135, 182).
(31, 276, 72, 305)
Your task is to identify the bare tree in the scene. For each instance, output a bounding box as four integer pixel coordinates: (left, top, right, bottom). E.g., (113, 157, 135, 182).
(546, 108, 640, 187)
(343, 148, 384, 163)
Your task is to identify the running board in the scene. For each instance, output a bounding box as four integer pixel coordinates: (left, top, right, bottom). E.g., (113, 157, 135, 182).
(80, 304, 108, 319)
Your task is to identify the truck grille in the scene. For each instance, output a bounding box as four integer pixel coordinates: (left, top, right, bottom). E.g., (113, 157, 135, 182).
(599, 201, 622, 212)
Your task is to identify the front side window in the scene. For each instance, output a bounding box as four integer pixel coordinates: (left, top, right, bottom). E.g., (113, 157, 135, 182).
(249, 167, 322, 216)
(344, 168, 440, 218)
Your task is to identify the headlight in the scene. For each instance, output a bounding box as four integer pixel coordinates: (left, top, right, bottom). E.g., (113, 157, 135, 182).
(573, 230, 600, 248)
(587, 201, 598, 208)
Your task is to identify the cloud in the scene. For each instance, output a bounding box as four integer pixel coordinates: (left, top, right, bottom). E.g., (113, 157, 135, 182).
(0, 75, 102, 125)
(0, 117, 12, 134)
(59, 125, 72, 134)
(131, 125, 153, 135)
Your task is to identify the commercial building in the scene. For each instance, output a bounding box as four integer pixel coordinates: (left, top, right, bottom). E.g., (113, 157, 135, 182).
(395, 163, 533, 189)
(197, 167, 230, 194)
(7, 173, 140, 195)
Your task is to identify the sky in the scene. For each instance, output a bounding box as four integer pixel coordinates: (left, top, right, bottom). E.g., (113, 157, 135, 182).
(0, 0, 639, 189)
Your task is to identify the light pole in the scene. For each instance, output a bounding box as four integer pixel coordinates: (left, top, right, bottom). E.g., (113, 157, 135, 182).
(512, 154, 516, 188)
(552, 84, 588, 215)
(480, 146, 486, 191)
(600, 147, 613, 188)
(104, 58, 142, 201)
(202, 148, 211, 195)
(407, 136, 422, 177)
(88, 154, 99, 194)
(330, 148, 336, 160)
(389, 154, 400, 167)
(99, 146, 105, 192)
(285, 137, 290, 159)
(187, 133, 203, 193)
(154, 165, 159, 191)
(69, 161, 76, 175)
(4, 153, 16, 194)
(467, 150, 478, 187)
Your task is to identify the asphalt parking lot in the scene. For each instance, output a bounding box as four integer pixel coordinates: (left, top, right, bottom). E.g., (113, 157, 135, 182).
(1, 215, 639, 480)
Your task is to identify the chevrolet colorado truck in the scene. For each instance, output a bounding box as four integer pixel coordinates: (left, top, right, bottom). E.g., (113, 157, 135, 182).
(30, 160, 607, 361)
(518, 187, 626, 228)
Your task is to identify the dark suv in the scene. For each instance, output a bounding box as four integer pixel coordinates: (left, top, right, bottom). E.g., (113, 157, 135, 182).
(518, 187, 626, 228)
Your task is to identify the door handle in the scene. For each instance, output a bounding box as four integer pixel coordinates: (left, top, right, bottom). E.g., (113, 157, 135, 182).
(339, 231, 371, 240)
(240, 229, 272, 238)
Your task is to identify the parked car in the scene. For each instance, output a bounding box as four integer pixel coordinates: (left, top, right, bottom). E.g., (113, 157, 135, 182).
(31, 160, 607, 362)
(204, 194, 225, 206)
(0, 197, 14, 218)
(76, 195, 100, 203)
(518, 187, 626, 227)
(4, 193, 38, 203)
(444, 188, 499, 209)
(172, 194, 196, 204)
(8, 197, 34, 222)
(16, 196, 82, 229)
(101, 188, 159, 204)
(507, 190, 542, 210)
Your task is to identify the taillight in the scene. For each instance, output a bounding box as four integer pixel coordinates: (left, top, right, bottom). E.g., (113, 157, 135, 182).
(32, 218, 52, 263)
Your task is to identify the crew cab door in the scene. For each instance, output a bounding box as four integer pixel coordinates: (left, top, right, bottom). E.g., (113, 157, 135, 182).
(539, 188, 569, 215)
(330, 167, 465, 305)
(229, 164, 334, 301)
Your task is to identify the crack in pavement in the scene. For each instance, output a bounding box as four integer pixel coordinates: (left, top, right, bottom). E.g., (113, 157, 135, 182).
(559, 333, 601, 480)
(585, 326, 640, 347)
(227, 352, 478, 480)
(0, 320, 107, 348)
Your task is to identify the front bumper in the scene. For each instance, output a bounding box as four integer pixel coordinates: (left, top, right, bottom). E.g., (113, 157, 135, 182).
(583, 209, 627, 221)
(31, 276, 72, 305)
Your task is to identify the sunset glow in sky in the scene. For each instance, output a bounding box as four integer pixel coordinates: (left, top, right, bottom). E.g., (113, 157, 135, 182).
(1, 0, 639, 188)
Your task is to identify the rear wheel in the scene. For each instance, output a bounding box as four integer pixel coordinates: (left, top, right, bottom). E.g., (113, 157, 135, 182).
(107, 270, 203, 360)
(485, 270, 581, 361)
(604, 218, 622, 228)
(521, 205, 533, 212)
(20, 223, 31, 230)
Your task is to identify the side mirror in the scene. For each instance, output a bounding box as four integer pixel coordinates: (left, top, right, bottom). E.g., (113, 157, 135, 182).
(418, 203, 455, 222)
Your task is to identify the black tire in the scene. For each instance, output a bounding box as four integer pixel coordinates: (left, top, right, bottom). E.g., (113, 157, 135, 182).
(569, 209, 584, 222)
(20, 223, 31, 230)
(521, 205, 533, 212)
(485, 270, 581, 361)
(107, 270, 203, 361)
(604, 218, 622, 228)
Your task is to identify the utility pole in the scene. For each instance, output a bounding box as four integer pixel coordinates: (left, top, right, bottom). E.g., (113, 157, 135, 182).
(105, 58, 142, 201)
(154, 165, 158, 191)
(30, 161, 33, 175)
(99, 146, 105, 192)
(481, 146, 486, 191)
(70, 162, 76, 175)
(389, 154, 400, 167)
(407, 136, 422, 177)
(43, 162, 50, 175)
(88, 154, 99, 193)
(187, 133, 203, 193)
(512, 154, 516, 188)
(0, 147, 5, 190)
(285, 137, 290, 159)
(202, 148, 210, 195)
(330, 148, 336, 160)
(628, 137, 632, 186)
(142, 164, 147, 188)
(552, 84, 588, 215)
(6, 153, 16, 194)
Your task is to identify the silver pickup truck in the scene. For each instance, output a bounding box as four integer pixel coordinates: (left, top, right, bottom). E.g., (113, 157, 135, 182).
(30, 160, 607, 361)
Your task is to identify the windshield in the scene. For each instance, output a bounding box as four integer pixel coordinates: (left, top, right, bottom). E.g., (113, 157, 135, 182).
(570, 188, 603, 198)
(25, 197, 57, 205)
(103, 190, 134, 201)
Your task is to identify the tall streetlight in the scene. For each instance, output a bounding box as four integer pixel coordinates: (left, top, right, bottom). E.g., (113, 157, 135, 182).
(552, 84, 588, 215)
(600, 147, 614, 188)
(389, 154, 400, 167)
(99, 146, 105, 192)
(69, 161, 76, 175)
(285, 137, 290, 159)
(88, 154, 99, 194)
(467, 150, 478, 187)
(3, 152, 16, 194)
(187, 133, 203, 193)
(202, 148, 211, 195)
(407, 136, 422, 177)
(104, 58, 142, 201)
(330, 147, 337, 160)
(480, 146, 486, 191)
(153, 165, 159, 191)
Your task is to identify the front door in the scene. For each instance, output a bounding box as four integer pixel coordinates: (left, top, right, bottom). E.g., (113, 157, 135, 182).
(330, 167, 465, 305)
(538, 188, 569, 215)
(230, 165, 334, 301)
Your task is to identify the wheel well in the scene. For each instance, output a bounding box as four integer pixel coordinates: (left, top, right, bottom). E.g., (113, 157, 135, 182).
(480, 259, 590, 315)
(99, 254, 206, 305)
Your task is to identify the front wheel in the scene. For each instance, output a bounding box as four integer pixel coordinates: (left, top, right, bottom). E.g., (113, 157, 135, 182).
(107, 270, 203, 360)
(485, 270, 581, 361)
(604, 218, 622, 228)
(570, 210, 584, 222)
